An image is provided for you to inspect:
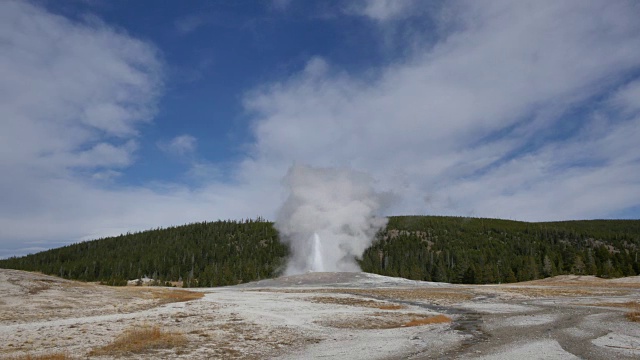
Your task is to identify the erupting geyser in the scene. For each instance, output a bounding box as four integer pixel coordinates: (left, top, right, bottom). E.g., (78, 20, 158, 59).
(310, 232, 324, 272)
(275, 165, 389, 275)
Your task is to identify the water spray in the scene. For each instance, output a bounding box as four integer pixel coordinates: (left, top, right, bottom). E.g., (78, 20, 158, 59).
(310, 232, 324, 272)
(275, 165, 389, 275)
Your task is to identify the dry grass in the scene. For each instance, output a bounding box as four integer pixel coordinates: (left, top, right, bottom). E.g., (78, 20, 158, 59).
(308, 296, 405, 310)
(344, 288, 473, 305)
(89, 324, 187, 356)
(497, 286, 628, 298)
(26, 283, 52, 295)
(150, 289, 205, 304)
(320, 312, 452, 330)
(627, 311, 640, 322)
(119, 285, 204, 300)
(3, 353, 70, 360)
(404, 314, 451, 327)
(581, 301, 640, 322)
(589, 301, 640, 310)
(268, 288, 472, 305)
(523, 276, 640, 289)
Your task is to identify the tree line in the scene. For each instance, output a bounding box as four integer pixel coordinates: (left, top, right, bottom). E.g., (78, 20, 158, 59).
(360, 216, 640, 283)
(0, 218, 287, 287)
(0, 216, 638, 286)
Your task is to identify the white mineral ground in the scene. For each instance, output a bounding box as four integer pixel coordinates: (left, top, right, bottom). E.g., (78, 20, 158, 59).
(1, 269, 639, 359)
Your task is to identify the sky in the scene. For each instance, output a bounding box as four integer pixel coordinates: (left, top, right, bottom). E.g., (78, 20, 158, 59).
(1, 0, 640, 259)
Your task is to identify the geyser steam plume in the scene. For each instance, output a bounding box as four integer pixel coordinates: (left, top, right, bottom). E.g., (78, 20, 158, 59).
(311, 233, 324, 272)
(276, 165, 389, 275)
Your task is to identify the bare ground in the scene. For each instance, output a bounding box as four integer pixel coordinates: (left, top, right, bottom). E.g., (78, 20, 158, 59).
(1, 269, 639, 359)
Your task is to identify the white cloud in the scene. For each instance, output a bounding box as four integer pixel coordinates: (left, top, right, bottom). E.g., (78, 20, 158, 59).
(174, 15, 207, 35)
(345, 0, 419, 22)
(2, 0, 640, 259)
(611, 79, 640, 114)
(0, 0, 172, 256)
(91, 170, 123, 182)
(186, 162, 222, 181)
(242, 0, 640, 220)
(0, 0, 161, 176)
(159, 134, 198, 156)
(0, 0, 274, 256)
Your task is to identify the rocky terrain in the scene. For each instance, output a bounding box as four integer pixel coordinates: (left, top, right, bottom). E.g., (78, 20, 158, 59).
(1, 269, 639, 359)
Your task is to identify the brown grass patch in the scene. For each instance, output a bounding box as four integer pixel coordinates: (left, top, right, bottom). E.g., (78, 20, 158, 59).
(151, 289, 204, 304)
(589, 301, 640, 310)
(266, 288, 472, 305)
(307, 296, 405, 310)
(404, 314, 451, 327)
(627, 311, 640, 322)
(89, 324, 187, 356)
(343, 288, 473, 305)
(320, 312, 451, 330)
(581, 301, 640, 322)
(26, 282, 52, 295)
(119, 285, 204, 301)
(522, 276, 640, 289)
(3, 354, 70, 360)
(497, 286, 628, 298)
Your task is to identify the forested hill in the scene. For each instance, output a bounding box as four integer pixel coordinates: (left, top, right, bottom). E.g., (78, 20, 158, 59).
(359, 216, 640, 283)
(0, 219, 287, 287)
(0, 216, 638, 286)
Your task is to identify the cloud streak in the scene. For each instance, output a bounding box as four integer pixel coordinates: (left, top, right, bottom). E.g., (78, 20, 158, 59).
(243, 0, 640, 219)
(159, 135, 198, 156)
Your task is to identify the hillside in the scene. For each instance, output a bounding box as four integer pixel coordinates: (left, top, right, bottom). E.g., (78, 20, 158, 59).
(0, 216, 638, 286)
(360, 216, 640, 283)
(0, 218, 287, 287)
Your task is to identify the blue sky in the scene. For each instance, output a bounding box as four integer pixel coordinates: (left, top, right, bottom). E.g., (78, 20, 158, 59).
(40, 0, 402, 185)
(1, 0, 640, 258)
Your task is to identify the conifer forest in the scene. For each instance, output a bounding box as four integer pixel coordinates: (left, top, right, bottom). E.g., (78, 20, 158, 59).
(0, 216, 638, 287)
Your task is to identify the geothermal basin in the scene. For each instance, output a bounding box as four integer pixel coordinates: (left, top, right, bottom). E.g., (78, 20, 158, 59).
(1, 269, 640, 359)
